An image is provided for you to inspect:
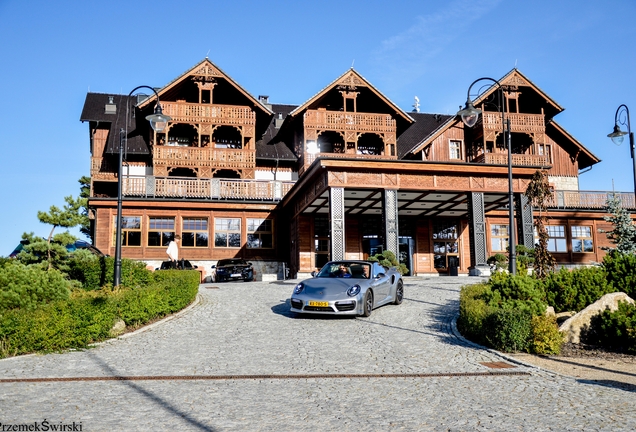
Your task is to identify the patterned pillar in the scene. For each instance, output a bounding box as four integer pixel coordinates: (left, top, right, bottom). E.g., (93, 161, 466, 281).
(467, 192, 489, 274)
(330, 187, 345, 261)
(383, 189, 399, 258)
(145, 175, 155, 198)
(516, 194, 535, 249)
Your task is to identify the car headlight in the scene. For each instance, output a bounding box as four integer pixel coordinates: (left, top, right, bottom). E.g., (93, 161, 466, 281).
(293, 282, 304, 295)
(347, 284, 361, 297)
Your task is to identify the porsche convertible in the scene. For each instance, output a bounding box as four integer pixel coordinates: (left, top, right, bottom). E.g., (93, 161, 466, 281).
(290, 260, 403, 317)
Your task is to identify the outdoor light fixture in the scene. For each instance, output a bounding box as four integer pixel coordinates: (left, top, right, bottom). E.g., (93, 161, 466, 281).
(608, 104, 636, 196)
(458, 77, 516, 275)
(114, 86, 171, 287)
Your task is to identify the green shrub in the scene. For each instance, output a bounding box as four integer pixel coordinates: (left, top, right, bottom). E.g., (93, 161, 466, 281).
(0, 270, 199, 358)
(588, 301, 636, 353)
(530, 314, 564, 355)
(368, 250, 408, 275)
(0, 263, 71, 311)
(484, 272, 546, 316)
(457, 282, 494, 345)
(486, 253, 507, 271)
(67, 254, 152, 290)
(484, 309, 533, 352)
(542, 266, 614, 313)
(603, 251, 636, 298)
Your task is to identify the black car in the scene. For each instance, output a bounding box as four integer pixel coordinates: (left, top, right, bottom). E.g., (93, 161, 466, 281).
(211, 259, 254, 282)
(157, 259, 197, 270)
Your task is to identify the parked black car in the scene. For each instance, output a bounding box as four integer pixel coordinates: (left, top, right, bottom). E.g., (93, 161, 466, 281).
(211, 259, 254, 282)
(156, 259, 197, 270)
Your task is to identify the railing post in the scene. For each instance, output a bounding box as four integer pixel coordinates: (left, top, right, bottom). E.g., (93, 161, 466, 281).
(210, 178, 220, 199)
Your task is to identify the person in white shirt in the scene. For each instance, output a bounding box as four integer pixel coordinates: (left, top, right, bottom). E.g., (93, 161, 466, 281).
(166, 235, 180, 268)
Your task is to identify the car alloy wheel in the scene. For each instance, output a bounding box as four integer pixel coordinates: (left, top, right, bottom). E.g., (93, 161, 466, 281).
(362, 290, 373, 317)
(394, 280, 404, 305)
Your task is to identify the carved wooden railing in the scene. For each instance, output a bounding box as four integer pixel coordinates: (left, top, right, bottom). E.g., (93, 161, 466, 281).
(300, 152, 397, 176)
(472, 153, 551, 167)
(122, 176, 294, 201)
(153, 146, 256, 169)
(91, 158, 148, 181)
(160, 102, 255, 126)
(304, 110, 396, 133)
(547, 191, 636, 210)
(481, 112, 545, 133)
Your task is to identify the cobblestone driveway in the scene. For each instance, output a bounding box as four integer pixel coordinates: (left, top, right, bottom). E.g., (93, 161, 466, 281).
(1, 277, 634, 431)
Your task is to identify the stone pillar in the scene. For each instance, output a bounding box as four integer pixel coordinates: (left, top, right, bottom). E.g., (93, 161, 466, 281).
(383, 189, 399, 258)
(516, 193, 535, 249)
(330, 187, 345, 261)
(467, 192, 490, 276)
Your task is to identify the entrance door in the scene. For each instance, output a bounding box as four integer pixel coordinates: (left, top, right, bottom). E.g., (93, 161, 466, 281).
(398, 236, 414, 276)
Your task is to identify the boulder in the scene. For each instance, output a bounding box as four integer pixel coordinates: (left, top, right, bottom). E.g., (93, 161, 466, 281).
(555, 311, 575, 326)
(109, 319, 127, 337)
(559, 292, 634, 344)
(546, 306, 556, 316)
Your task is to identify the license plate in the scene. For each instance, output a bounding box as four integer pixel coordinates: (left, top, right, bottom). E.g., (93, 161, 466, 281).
(309, 301, 329, 307)
(231, 273, 242, 277)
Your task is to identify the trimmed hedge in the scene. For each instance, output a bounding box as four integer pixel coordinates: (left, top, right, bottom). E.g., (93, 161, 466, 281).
(67, 252, 152, 290)
(0, 270, 200, 358)
(0, 262, 71, 311)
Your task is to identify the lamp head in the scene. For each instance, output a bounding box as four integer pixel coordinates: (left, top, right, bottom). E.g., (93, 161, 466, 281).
(608, 124, 627, 145)
(457, 99, 482, 128)
(146, 103, 171, 132)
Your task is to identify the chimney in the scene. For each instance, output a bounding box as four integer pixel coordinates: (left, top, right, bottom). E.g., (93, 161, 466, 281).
(105, 96, 116, 114)
(274, 112, 284, 129)
(258, 95, 272, 110)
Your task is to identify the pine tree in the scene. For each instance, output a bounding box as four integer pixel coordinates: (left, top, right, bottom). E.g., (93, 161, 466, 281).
(601, 194, 636, 254)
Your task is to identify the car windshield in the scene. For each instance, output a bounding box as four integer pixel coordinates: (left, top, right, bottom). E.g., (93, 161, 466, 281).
(218, 259, 247, 266)
(316, 262, 370, 279)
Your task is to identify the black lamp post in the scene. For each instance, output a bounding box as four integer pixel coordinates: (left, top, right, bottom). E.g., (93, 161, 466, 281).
(458, 77, 516, 275)
(114, 86, 171, 287)
(608, 104, 636, 197)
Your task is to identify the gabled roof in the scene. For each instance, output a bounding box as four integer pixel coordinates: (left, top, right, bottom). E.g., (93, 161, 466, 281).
(397, 113, 454, 159)
(547, 120, 600, 169)
(137, 58, 273, 116)
(255, 104, 298, 161)
(289, 68, 414, 124)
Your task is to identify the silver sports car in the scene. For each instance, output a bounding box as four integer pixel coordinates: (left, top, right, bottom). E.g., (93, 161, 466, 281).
(290, 260, 403, 317)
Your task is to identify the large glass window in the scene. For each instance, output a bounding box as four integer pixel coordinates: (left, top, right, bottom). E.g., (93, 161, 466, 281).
(113, 216, 141, 246)
(571, 225, 594, 253)
(182, 218, 209, 248)
(215, 218, 241, 247)
(148, 217, 175, 247)
(490, 224, 509, 253)
(432, 221, 459, 269)
(247, 219, 273, 248)
(546, 225, 567, 252)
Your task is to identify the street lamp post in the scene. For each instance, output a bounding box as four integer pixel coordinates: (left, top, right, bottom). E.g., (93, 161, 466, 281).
(608, 104, 636, 196)
(457, 77, 516, 275)
(114, 86, 171, 287)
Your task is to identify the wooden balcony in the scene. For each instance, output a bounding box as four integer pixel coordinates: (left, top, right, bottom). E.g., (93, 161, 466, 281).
(481, 112, 545, 134)
(300, 152, 397, 176)
(471, 153, 551, 167)
(160, 101, 255, 126)
(548, 191, 635, 210)
(153, 146, 255, 169)
(304, 110, 396, 134)
(122, 176, 294, 201)
(91, 157, 147, 181)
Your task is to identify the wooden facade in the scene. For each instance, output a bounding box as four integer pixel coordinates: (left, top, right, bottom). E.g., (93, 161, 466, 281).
(80, 61, 634, 279)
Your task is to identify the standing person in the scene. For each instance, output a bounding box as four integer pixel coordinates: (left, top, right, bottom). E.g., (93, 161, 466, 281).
(166, 235, 180, 268)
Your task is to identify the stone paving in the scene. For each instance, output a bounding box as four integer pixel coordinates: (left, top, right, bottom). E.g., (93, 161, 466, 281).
(0, 277, 635, 431)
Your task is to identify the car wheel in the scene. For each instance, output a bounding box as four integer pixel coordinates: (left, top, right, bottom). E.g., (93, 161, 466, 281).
(362, 290, 373, 317)
(394, 280, 404, 305)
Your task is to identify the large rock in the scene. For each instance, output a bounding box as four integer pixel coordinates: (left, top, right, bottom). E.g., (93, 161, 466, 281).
(109, 319, 127, 337)
(559, 292, 634, 344)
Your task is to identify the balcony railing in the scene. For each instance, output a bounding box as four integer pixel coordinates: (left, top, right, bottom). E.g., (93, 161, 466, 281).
(160, 101, 255, 126)
(471, 153, 551, 167)
(481, 112, 545, 134)
(153, 146, 256, 169)
(300, 151, 397, 176)
(304, 110, 396, 133)
(548, 191, 635, 210)
(91, 158, 148, 181)
(122, 176, 294, 201)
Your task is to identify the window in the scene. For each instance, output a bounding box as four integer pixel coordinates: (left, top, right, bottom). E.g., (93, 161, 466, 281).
(215, 218, 241, 247)
(113, 216, 141, 246)
(148, 217, 175, 247)
(432, 221, 460, 269)
(449, 140, 462, 160)
(247, 219, 273, 248)
(546, 225, 567, 252)
(571, 226, 594, 253)
(490, 224, 509, 253)
(537, 144, 552, 163)
(182, 218, 209, 248)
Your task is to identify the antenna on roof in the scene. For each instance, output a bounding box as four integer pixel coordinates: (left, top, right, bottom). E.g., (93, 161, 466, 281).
(206, 49, 211, 59)
(351, 59, 355, 69)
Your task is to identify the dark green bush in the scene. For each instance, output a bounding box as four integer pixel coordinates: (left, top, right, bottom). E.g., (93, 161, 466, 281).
(603, 251, 636, 298)
(457, 282, 494, 345)
(0, 270, 199, 358)
(484, 309, 533, 352)
(588, 301, 636, 353)
(484, 272, 547, 316)
(530, 314, 564, 355)
(67, 254, 152, 290)
(368, 250, 408, 275)
(542, 266, 614, 313)
(0, 263, 71, 311)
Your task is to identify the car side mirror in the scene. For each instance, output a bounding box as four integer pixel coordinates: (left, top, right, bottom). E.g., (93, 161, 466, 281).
(211, 265, 216, 269)
(311, 271, 317, 277)
(375, 273, 385, 279)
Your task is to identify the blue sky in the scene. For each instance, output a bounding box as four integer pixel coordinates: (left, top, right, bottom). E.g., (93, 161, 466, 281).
(0, 0, 635, 255)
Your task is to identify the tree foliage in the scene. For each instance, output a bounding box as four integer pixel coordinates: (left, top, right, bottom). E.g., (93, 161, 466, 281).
(78, 176, 92, 240)
(601, 194, 636, 254)
(525, 170, 556, 278)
